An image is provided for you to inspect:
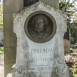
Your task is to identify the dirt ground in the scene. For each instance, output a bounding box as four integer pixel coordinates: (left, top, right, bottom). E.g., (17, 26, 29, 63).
(0, 54, 4, 77)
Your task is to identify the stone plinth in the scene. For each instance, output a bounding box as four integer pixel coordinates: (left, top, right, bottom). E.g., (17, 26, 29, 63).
(12, 2, 70, 77)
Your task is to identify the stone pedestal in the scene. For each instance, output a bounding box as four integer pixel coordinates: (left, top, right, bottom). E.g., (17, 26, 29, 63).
(12, 2, 70, 77)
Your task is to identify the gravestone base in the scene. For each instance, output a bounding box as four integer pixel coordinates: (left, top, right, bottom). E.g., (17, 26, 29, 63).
(12, 64, 70, 77)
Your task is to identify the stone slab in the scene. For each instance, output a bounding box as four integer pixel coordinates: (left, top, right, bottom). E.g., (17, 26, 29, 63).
(3, 0, 23, 14)
(39, 0, 59, 9)
(4, 47, 16, 77)
(3, 14, 12, 30)
(3, 0, 23, 77)
(4, 14, 17, 48)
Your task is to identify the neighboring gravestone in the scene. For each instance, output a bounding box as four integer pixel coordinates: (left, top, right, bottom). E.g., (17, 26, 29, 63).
(12, 2, 70, 77)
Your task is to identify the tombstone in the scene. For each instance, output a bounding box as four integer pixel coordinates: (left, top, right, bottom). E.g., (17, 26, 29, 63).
(4, 0, 59, 77)
(11, 1, 70, 77)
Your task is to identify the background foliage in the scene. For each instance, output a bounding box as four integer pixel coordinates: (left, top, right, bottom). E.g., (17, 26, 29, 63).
(0, 5, 3, 29)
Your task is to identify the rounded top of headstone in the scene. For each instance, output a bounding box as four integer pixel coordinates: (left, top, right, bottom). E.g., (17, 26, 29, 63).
(24, 11, 56, 43)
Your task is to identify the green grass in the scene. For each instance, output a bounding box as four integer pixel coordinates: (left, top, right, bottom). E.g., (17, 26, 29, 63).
(0, 24, 3, 29)
(0, 47, 4, 54)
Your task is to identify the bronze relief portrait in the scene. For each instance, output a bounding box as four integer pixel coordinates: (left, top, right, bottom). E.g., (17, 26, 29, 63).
(24, 11, 56, 43)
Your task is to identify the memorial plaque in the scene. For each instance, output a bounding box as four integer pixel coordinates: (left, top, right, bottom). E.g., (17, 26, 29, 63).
(24, 11, 56, 43)
(12, 2, 70, 77)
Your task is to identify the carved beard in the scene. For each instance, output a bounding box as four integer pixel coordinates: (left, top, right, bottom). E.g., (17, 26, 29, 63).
(35, 25, 45, 33)
(34, 25, 46, 39)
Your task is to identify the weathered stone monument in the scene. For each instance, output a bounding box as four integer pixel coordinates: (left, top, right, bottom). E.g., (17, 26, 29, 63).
(4, 0, 59, 77)
(12, 1, 70, 77)
(4, 0, 70, 77)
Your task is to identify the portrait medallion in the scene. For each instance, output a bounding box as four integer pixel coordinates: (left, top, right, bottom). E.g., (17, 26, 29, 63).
(24, 11, 56, 43)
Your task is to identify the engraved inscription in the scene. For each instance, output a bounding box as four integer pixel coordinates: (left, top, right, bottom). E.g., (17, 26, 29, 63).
(31, 49, 53, 53)
(28, 48, 54, 70)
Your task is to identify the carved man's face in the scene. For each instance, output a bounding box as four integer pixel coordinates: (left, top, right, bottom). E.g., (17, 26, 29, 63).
(35, 18, 45, 32)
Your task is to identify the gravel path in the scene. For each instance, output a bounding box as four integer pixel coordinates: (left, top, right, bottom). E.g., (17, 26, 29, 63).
(0, 54, 4, 77)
